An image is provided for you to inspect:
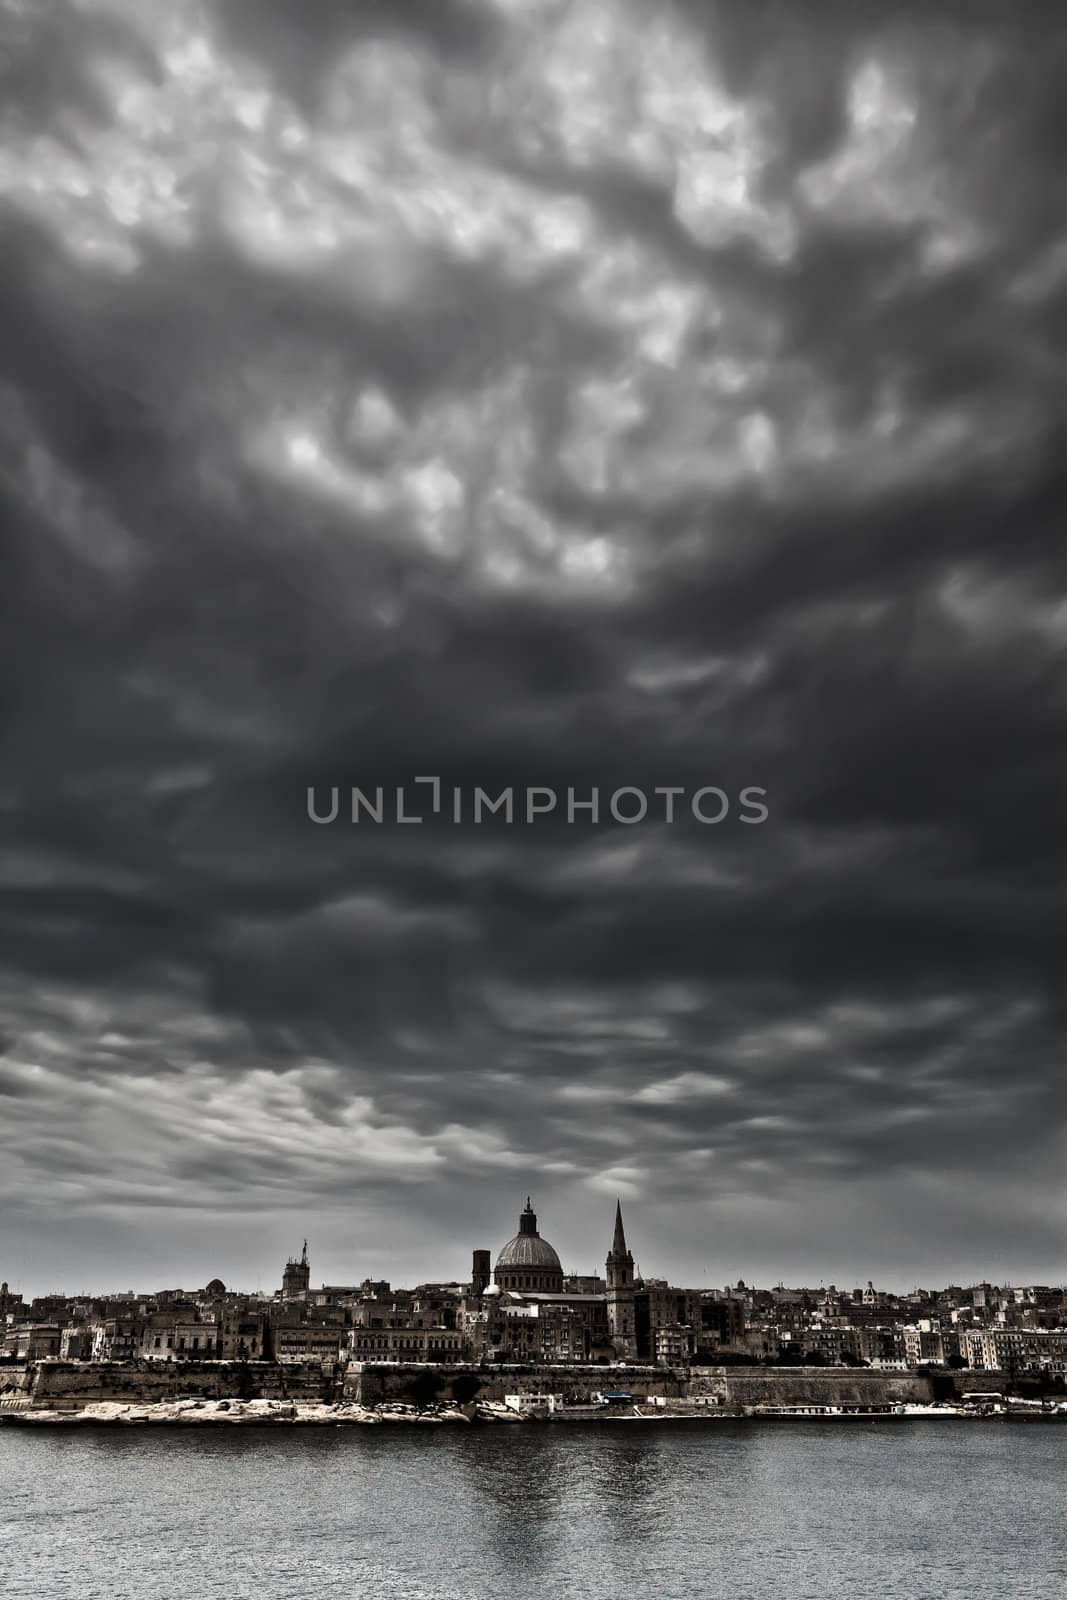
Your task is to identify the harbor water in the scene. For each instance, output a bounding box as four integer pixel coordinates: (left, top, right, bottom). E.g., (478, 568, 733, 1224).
(2, 1420, 1064, 1598)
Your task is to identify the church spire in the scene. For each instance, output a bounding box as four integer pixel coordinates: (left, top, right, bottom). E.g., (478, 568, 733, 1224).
(605, 1199, 636, 1359)
(610, 1199, 629, 1259)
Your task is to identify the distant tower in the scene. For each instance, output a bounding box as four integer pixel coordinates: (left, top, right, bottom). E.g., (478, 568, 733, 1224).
(605, 1200, 637, 1360)
(282, 1239, 311, 1299)
(471, 1250, 491, 1298)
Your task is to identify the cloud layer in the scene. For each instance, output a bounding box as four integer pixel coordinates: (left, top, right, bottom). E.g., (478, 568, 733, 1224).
(1, 0, 1065, 1293)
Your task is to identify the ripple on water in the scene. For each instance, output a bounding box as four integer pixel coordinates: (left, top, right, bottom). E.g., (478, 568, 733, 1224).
(1, 1423, 1065, 1600)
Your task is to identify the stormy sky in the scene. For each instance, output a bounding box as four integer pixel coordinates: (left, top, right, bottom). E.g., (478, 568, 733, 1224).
(1, 0, 1065, 1299)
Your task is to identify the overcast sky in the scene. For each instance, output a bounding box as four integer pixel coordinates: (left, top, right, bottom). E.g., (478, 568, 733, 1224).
(1, 0, 1065, 1299)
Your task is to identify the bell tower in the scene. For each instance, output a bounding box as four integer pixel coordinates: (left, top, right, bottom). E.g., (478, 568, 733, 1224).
(605, 1200, 636, 1360)
(471, 1249, 491, 1298)
(281, 1239, 311, 1299)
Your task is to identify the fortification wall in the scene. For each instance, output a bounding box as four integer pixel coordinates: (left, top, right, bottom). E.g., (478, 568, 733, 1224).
(351, 1363, 1012, 1409)
(348, 1363, 686, 1406)
(20, 1359, 1015, 1412)
(28, 1360, 331, 1408)
(689, 1366, 933, 1406)
(0, 1363, 32, 1399)
(691, 1367, 1017, 1406)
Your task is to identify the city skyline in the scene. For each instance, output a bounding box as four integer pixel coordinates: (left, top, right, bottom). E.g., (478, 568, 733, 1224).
(5, 1192, 1064, 1303)
(2, 0, 1065, 1297)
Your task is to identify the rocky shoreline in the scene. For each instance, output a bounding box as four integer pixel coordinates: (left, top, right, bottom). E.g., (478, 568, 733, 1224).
(0, 1399, 475, 1426)
(4, 1395, 1063, 1427)
(0, 1397, 736, 1426)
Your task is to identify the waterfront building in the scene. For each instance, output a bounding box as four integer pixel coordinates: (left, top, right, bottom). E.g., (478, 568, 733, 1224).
(347, 1324, 465, 1362)
(212, 1298, 270, 1360)
(1, 1322, 61, 1360)
(959, 1327, 1067, 1373)
(654, 1324, 694, 1364)
(902, 1320, 952, 1366)
(59, 1326, 91, 1360)
(274, 1322, 345, 1364)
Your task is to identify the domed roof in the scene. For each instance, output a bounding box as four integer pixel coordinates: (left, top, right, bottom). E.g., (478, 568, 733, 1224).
(496, 1233, 562, 1270)
(495, 1198, 561, 1272)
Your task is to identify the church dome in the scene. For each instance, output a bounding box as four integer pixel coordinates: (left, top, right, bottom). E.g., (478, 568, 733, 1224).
(493, 1198, 564, 1293)
(496, 1233, 563, 1272)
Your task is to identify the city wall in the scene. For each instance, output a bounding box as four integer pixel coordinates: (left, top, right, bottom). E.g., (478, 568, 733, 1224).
(348, 1363, 1017, 1409)
(0, 1363, 33, 1406)
(690, 1367, 934, 1407)
(10, 1360, 1015, 1412)
(346, 1363, 686, 1407)
(24, 1360, 332, 1409)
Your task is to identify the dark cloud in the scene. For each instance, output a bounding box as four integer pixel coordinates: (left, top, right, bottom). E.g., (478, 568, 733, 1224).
(0, 0, 1064, 1295)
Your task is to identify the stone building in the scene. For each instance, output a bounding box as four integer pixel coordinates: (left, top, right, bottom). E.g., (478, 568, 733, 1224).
(210, 1296, 270, 1361)
(59, 1325, 91, 1360)
(700, 1293, 747, 1350)
(2, 1322, 61, 1360)
(960, 1328, 1067, 1372)
(275, 1322, 345, 1364)
(90, 1317, 145, 1361)
(902, 1320, 956, 1367)
(654, 1324, 693, 1364)
(634, 1282, 704, 1361)
(347, 1324, 466, 1363)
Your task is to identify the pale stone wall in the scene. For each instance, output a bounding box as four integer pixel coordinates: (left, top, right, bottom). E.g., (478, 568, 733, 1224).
(348, 1362, 688, 1406)
(351, 1362, 1017, 1409)
(690, 1366, 933, 1407)
(27, 1360, 332, 1408)
(690, 1366, 1016, 1406)
(0, 1363, 33, 1398)
(18, 1358, 1017, 1412)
